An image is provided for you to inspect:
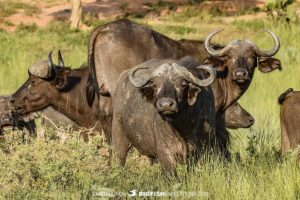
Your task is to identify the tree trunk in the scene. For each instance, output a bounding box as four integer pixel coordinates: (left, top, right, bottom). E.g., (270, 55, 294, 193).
(70, 0, 82, 29)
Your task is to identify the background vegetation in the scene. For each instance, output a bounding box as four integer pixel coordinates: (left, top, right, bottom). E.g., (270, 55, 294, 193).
(0, 2, 300, 199)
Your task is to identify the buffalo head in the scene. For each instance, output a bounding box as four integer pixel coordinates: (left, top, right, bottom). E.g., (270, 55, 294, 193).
(128, 59, 216, 119)
(0, 96, 37, 135)
(225, 102, 254, 129)
(0, 97, 14, 132)
(11, 51, 70, 114)
(204, 29, 281, 86)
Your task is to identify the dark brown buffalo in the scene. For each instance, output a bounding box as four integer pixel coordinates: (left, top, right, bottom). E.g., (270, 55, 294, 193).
(225, 102, 254, 129)
(86, 19, 280, 156)
(11, 51, 111, 143)
(0, 96, 36, 135)
(112, 57, 216, 171)
(278, 88, 300, 154)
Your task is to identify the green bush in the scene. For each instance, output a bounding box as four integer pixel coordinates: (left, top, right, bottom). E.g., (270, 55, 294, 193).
(265, 0, 298, 24)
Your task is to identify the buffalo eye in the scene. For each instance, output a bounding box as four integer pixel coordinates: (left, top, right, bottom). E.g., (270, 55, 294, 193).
(181, 80, 188, 88)
(247, 57, 255, 65)
(30, 79, 36, 85)
(146, 80, 156, 89)
(28, 80, 36, 89)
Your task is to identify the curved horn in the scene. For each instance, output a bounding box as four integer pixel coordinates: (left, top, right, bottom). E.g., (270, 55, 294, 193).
(47, 51, 55, 78)
(172, 63, 216, 87)
(128, 59, 160, 88)
(205, 29, 231, 57)
(190, 65, 216, 87)
(128, 66, 150, 88)
(253, 29, 280, 57)
(58, 50, 65, 67)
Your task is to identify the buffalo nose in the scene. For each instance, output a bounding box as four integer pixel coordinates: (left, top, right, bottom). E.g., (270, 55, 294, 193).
(233, 68, 248, 79)
(156, 98, 177, 112)
(248, 116, 255, 124)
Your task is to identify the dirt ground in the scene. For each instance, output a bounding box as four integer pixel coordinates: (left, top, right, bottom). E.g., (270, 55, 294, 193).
(2, 0, 185, 31)
(0, 0, 295, 32)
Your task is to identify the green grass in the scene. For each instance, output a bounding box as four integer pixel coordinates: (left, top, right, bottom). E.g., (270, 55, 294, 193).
(0, 7, 300, 199)
(0, 0, 40, 19)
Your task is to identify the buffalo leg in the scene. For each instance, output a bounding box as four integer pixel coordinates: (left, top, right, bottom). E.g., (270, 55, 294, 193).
(99, 96, 113, 166)
(157, 152, 177, 176)
(100, 118, 112, 166)
(280, 117, 290, 154)
(215, 115, 231, 159)
(111, 118, 130, 166)
(156, 140, 181, 176)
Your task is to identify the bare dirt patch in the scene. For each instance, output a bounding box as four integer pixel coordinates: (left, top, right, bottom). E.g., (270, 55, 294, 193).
(0, 0, 270, 32)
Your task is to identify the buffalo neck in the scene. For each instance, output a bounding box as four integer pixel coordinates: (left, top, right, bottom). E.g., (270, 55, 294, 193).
(168, 99, 203, 138)
(211, 72, 246, 112)
(52, 67, 100, 128)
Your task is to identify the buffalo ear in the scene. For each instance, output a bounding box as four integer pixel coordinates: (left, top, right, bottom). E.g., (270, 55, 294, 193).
(258, 57, 281, 73)
(204, 57, 226, 72)
(54, 69, 70, 90)
(187, 83, 201, 106)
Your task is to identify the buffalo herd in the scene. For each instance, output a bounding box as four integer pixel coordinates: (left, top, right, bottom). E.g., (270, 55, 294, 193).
(1, 18, 298, 172)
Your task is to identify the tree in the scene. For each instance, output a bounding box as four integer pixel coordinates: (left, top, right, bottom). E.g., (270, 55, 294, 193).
(70, 0, 82, 29)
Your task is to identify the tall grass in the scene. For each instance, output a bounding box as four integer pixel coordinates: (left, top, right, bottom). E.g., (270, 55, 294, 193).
(0, 7, 300, 199)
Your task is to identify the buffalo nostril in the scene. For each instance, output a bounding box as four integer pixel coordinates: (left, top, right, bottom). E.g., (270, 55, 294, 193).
(234, 69, 248, 78)
(157, 98, 177, 110)
(248, 117, 255, 123)
(160, 101, 172, 108)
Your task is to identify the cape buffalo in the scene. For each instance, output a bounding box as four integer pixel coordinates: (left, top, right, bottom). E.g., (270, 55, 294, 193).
(86, 19, 280, 156)
(278, 88, 300, 154)
(112, 57, 216, 171)
(0, 96, 36, 135)
(224, 102, 254, 129)
(11, 51, 111, 143)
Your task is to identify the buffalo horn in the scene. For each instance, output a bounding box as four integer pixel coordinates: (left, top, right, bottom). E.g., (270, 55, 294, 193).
(252, 29, 280, 57)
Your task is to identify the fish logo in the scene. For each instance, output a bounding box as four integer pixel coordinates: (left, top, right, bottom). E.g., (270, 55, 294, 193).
(129, 190, 137, 197)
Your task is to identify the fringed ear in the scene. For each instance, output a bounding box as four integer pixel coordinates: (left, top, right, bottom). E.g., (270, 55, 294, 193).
(258, 57, 281, 73)
(52, 69, 70, 90)
(187, 84, 201, 106)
